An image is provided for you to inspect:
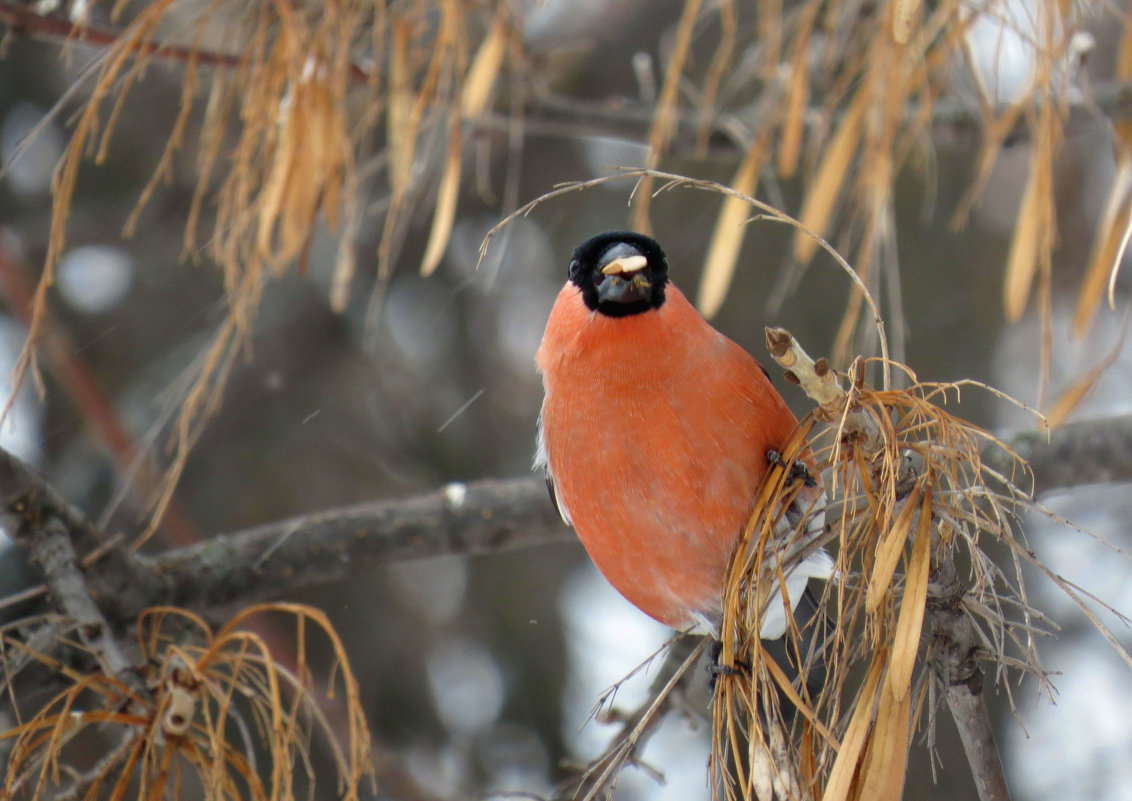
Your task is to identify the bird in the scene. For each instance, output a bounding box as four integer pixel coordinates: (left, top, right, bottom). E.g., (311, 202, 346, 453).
(534, 231, 832, 676)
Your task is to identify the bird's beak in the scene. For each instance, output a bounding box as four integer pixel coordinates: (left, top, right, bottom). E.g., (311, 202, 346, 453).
(596, 255, 651, 305)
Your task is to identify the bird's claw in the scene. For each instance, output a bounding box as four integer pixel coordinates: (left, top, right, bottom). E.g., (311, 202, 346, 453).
(765, 449, 817, 487)
(708, 639, 752, 690)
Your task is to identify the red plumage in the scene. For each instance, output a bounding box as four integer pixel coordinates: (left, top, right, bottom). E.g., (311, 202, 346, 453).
(536, 234, 825, 634)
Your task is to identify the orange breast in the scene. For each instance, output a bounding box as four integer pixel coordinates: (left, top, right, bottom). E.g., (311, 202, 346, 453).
(536, 283, 800, 629)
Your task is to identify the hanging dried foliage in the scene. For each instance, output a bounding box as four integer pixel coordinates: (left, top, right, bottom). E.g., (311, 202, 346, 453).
(0, 603, 374, 801)
(641, 0, 1113, 408)
(3, 0, 518, 542)
(711, 360, 1043, 801)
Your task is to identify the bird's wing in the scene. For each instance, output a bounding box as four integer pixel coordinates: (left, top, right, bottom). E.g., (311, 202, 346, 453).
(545, 474, 572, 526)
(534, 414, 572, 526)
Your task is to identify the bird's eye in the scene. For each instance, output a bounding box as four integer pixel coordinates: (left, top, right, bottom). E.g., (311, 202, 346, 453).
(568, 259, 582, 281)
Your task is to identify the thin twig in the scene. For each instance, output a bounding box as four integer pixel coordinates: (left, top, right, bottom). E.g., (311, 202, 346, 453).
(566, 637, 708, 801)
(0, 3, 243, 70)
(6, 2, 1132, 160)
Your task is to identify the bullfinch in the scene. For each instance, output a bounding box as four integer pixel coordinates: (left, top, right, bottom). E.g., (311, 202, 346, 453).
(535, 231, 832, 662)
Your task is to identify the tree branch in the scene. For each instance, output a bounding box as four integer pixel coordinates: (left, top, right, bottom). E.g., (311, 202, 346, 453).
(0, 448, 160, 623)
(0, 450, 142, 677)
(0, 2, 242, 70)
(21, 518, 132, 675)
(982, 413, 1132, 497)
(927, 557, 1012, 801)
(145, 479, 573, 617)
(1, 413, 1128, 626)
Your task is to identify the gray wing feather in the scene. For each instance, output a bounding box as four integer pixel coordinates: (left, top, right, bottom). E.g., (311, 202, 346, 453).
(535, 413, 572, 526)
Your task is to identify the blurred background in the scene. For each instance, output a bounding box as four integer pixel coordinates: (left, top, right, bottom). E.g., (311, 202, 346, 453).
(0, 1, 1130, 800)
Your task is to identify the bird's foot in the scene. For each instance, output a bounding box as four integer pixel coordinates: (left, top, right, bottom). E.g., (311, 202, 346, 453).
(708, 639, 751, 690)
(766, 449, 818, 487)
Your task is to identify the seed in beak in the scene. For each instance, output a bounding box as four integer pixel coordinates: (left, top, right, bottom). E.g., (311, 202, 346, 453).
(600, 255, 648, 275)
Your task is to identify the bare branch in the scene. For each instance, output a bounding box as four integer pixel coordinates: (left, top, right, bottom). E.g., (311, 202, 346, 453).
(147, 478, 572, 616)
(946, 685, 1012, 801)
(0, 413, 1127, 627)
(0, 2, 243, 70)
(0, 447, 160, 627)
(983, 413, 1132, 496)
(927, 558, 1012, 801)
(25, 520, 131, 673)
(0, 450, 139, 677)
(561, 636, 708, 801)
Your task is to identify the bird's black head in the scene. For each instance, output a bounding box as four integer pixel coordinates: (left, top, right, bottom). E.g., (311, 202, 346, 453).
(568, 231, 668, 317)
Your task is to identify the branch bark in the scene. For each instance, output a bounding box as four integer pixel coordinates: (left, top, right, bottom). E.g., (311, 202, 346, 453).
(0, 3, 243, 70)
(143, 478, 573, 618)
(982, 413, 1132, 497)
(2, 413, 1129, 625)
(0, 449, 145, 678)
(0, 447, 161, 621)
(927, 555, 1012, 801)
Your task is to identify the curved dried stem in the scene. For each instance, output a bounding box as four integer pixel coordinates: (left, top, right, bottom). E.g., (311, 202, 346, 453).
(1, 602, 374, 801)
(480, 167, 892, 388)
(708, 334, 1123, 801)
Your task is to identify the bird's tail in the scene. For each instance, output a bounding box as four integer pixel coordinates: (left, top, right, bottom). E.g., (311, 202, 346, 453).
(759, 584, 832, 718)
